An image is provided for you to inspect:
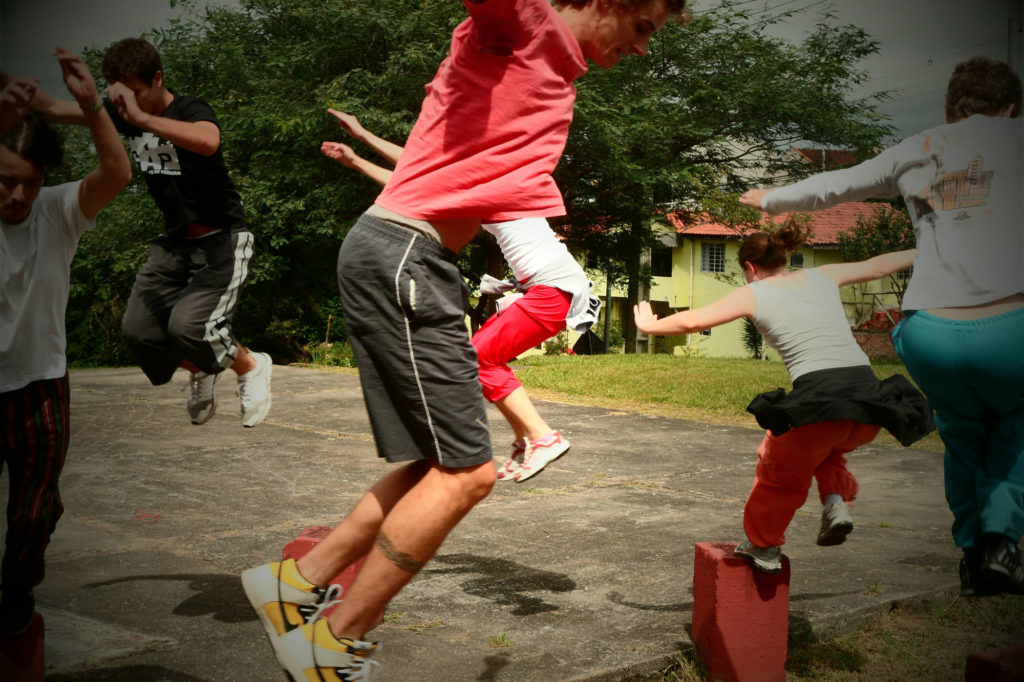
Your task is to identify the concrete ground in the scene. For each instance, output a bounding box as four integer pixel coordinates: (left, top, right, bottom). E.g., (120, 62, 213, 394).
(6, 364, 964, 681)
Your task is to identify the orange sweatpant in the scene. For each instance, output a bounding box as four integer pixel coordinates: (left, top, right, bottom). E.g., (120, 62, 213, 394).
(743, 419, 880, 548)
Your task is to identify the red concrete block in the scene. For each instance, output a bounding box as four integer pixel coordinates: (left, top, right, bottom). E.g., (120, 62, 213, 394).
(0, 612, 44, 682)
(283, 525, 382, 627)
(692, 542, 790, 682)
(965, 641, 1024, 682)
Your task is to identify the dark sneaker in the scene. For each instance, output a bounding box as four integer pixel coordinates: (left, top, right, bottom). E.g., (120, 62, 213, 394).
(979, 534, 1024, 595)
(817, 501, 854, 546)
(0, 590, 35, 637)
(187, 371, 217, 425)
(279, 619, 381, 681)
(734, 540, 783, 573)
(959, 547, 991, 597)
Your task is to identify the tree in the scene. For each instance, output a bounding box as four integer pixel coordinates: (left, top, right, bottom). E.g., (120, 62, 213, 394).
(837, 203, 915, 317)
(57, 0, 897, 364)
(557, 2, 894, 350)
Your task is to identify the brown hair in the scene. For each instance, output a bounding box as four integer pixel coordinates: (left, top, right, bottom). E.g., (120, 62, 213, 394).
(553, 0, 691, 22)
(2, 113, 63, 176)
(738, 217, 811, 270)
(102, 37, 163, 86)
(945, 56, 1022, 121)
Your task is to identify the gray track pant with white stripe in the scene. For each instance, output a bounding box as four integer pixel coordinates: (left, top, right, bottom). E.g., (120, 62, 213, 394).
(121, 230, 254, 385)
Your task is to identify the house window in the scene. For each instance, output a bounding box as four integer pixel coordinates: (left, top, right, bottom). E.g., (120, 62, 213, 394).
(790, 252, 805, 268)
(896, 266, 913, 282)
(700, 242, 725, 273)
(651, 245, 673, 277)
(700, 329, 712, 336)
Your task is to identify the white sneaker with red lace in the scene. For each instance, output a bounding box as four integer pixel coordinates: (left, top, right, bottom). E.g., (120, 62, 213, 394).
(516, 431, 570, 482)
(496, 439, 526, 482)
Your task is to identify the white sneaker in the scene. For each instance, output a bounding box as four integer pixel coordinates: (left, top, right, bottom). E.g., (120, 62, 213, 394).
(496, 440, 526, 482)
(278, 619, 381, 681)
(187, 371, 217, 425)
(516, 431, 570, 482)
(238, 351, 272, 427)
(817, 501, 854, 546)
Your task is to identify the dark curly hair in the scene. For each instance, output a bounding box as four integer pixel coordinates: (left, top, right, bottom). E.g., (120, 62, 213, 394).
(945, 56, 1021, 121)
(102, 37, 163, 86)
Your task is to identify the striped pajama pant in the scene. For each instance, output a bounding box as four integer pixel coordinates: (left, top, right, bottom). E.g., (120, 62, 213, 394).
(0, 375, 70, 595)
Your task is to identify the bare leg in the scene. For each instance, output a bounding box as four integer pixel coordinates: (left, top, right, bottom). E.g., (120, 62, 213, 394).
(230, 345, 257, 375)
(296, 461, 431, 585)
(179, 344, 256, 375)
(494, 386, 553, 443)
(324, 460, 496, 640)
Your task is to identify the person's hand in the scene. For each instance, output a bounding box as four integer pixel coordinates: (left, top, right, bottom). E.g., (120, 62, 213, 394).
(327, 108, 366, 141)
(321, 141, 360, 168)
(633, 301, 659, 335)
(106, 81, 146, 126)
(739, 188, 770, 210)
(54, 47, 100, 111)
(0, 76, 38, 132)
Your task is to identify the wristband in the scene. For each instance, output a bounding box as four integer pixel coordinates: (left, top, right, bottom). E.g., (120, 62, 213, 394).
(86, 99, 103, 112)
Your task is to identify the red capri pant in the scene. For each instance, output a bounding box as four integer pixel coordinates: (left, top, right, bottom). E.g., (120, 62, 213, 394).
(472, 285, 571, 403)
(743, 419, 880, 547)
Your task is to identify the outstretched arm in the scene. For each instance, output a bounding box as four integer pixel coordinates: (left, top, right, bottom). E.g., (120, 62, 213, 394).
(634, 286, 755, 336)
(321, 141, 394, 186)
(327, 108, 404, 165)
(54, 48, 132, 220)
(817, 249, 916, 287)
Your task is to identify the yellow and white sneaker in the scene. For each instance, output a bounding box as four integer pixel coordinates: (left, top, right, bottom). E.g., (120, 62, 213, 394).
(279, 619, 381, 681)
(241, 559, 342, 665)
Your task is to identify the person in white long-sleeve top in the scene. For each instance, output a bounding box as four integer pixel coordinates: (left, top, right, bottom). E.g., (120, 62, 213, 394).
(740, 56, 1023, 596)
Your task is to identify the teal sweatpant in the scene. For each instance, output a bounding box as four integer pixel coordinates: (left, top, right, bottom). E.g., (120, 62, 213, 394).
(892, 308, 1024, 548)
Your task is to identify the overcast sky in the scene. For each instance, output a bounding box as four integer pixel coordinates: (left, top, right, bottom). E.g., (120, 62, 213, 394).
(2, 0, 1022, 141)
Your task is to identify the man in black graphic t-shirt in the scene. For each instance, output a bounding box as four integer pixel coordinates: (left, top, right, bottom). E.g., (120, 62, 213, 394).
(33, 38, 272, 428)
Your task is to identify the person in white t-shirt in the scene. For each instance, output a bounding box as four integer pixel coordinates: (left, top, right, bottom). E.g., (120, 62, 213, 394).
(0, 50, 131, 635)
(740, 57, 1023, 595)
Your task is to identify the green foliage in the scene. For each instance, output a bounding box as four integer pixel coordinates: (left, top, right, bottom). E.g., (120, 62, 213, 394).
(58, 0, 895, 365)
(559, 1, 893, 349)
(305, 342, 358, 368)
(837, 203, 915, 309)
(741, 317, 764, 360)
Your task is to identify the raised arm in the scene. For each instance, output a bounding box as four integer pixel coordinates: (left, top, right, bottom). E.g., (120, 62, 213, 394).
(327, 108, 404, 165)
(321, 141, 394, 186)
(0, 75, 39, 134)
(105, 82, 220, 156)
(54, 48, 131, 220)
(634, 286, 755, 336)
(817, 249, 917, 287)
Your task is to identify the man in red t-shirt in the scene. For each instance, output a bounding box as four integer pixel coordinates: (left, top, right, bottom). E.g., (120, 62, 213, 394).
(243, 0, 688, 677)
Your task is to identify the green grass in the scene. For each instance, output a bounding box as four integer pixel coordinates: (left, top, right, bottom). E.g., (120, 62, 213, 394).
(512, 354, 943, 451)
(651, 595, 1024, 681)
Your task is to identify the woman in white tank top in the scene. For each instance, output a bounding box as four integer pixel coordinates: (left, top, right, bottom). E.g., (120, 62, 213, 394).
(634, 220, 933, 573)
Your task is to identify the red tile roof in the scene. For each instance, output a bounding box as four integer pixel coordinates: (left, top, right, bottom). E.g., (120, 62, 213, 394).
(669, 202, 895, 246)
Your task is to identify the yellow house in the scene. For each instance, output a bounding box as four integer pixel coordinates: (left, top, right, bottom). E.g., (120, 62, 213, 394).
(605, 202, 908, 358)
